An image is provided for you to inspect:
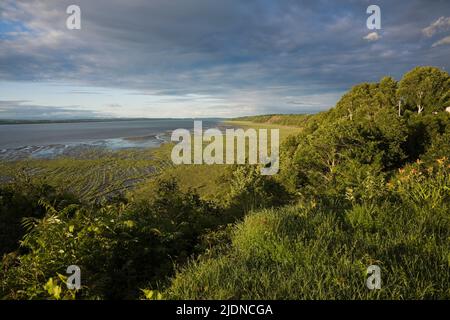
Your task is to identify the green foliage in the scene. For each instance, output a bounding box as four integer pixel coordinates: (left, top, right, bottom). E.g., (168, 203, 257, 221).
(397, 66, 450, 114)
(225, 165, 291, 213)
(0, 146, 172, 203)
(232, 114, 313, 127)
(165, 66, 450, 300)
(166, 162, 450, 299)
(0, 173, 78, 256)
(1, 179, 224, 299)
(404, 112, 450, 160)
(1, 66, 450, 300)
(280, 111, 407, 195)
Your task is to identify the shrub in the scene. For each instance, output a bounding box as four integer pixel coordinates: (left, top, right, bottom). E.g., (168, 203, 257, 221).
(165, 161, 450, 299)
(1, 178, 225, 299)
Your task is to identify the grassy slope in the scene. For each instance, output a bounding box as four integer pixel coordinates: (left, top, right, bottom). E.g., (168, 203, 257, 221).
(224, 120, 303, 142)
(161, 114, 450, 300)
(165, 162, 450, 299)
(132, 121, 302, 201)
(232, 114, 314, 127)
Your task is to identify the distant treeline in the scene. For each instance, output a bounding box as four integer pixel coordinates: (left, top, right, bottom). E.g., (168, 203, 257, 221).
(0, 118, 222, 125)
(0, 118, 144, 125)
(233, 114, 314, 127)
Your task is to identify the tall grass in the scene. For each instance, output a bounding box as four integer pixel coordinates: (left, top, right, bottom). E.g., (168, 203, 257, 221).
(165, 161, 450, 299)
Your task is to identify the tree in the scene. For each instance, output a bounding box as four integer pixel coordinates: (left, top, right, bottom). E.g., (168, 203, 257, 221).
(397, 66, 450, 114)
(378, 76, 398, 109)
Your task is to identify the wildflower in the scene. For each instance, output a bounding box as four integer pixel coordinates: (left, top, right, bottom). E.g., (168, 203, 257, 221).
(437, 157, 447, 166)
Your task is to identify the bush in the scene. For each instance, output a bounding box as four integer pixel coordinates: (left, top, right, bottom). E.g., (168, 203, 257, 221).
(165, 160, 450, 299)
(1, 178, 225, 299)
(0, 174, 78, 256)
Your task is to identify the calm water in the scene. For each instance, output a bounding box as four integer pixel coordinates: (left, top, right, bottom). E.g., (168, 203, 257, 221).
(0, 119, 224, 160)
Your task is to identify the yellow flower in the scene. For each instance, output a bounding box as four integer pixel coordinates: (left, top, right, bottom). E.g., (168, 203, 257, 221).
(437, 157, 447, 166)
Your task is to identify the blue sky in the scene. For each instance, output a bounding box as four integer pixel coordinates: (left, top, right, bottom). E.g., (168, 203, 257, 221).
(1, 0, 450, 119)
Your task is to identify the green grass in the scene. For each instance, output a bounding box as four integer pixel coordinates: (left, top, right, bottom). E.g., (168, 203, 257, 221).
(132, 164, 231, 202)
(232, 114, 314, 128)
(224, 120, 303, 142)
(164, 161, 450, 299)
(0, 120, 298, 204)
(0, 147, 171, 202)
(133, 121, 299, 202)
(166, 203, 450, 299)
(1, 118, 297, 203)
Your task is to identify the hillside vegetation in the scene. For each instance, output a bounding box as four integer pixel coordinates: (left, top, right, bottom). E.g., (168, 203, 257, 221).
(233, 114, 313, 127)
(1, 66, 450, 299)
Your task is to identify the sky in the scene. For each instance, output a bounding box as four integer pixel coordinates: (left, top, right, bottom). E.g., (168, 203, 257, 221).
(0, 0, 450, 119)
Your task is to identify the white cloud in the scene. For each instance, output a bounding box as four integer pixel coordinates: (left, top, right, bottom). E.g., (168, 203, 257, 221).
(423, 17, 450, 48)
(0, 100, 105, 119)
(432, 35, 450, 47)
(1, 0, 450, 118)
(423, 16, 450, 37)
(363, 32, 381, 42)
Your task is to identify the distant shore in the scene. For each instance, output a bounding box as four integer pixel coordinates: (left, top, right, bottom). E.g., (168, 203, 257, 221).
(0, 117, 228, 125)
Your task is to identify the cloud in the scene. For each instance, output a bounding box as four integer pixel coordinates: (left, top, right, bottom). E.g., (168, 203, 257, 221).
(432, 35, 450, 47)
(423, 16, 450, 37)
(105, 103, 123, 109)
(1, 1, 450, 118)
(363, 32, 381, 42)
(423, 16, 450, 48)
(68, 90, 104, 95)
(0, 100, 107, 119)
